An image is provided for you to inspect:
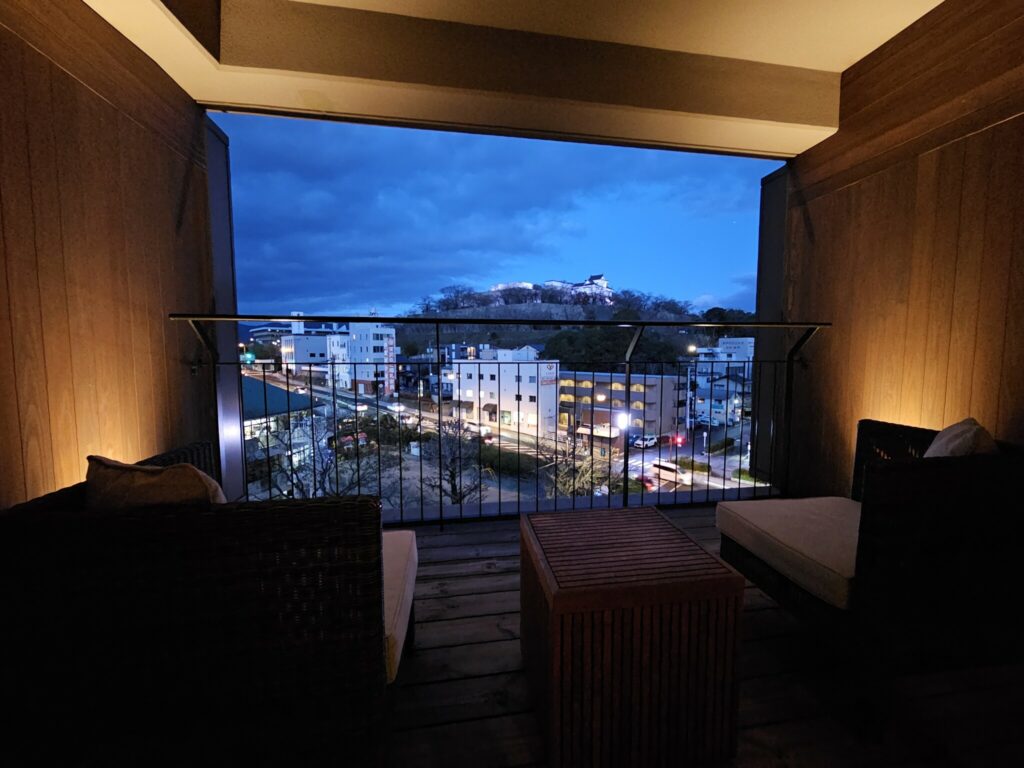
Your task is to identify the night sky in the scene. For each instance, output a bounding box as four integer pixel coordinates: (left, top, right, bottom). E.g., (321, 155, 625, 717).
(211, 112, 783, 317)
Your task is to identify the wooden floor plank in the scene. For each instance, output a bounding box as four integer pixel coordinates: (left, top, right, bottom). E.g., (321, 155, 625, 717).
(387, 512, 1024, 768)
(415, 571, 521, 599)
(398, 640, 523, 686)
(416, 541, 520, 563)
(417, 556, 520, 580)
(415, 612, 520, 649)
(387, 713, 544, 768)
(393, 672, 531, 730)
(416, 589, 520, 622)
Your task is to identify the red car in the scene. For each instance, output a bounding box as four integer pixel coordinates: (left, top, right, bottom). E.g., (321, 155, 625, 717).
(636, 474, 658, 491)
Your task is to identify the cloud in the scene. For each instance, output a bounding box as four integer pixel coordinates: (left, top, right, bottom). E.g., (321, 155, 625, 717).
(212, 113, 777, 315)
(689, 274, 757, 312)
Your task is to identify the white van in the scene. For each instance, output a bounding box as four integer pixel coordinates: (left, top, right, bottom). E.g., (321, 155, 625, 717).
(649, 459, 692, 486)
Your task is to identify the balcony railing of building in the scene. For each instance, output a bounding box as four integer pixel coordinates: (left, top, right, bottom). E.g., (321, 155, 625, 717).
(171, 313, 828, 525)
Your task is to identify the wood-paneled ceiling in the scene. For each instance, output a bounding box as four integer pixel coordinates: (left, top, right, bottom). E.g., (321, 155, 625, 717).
(85, 0, 942, 157)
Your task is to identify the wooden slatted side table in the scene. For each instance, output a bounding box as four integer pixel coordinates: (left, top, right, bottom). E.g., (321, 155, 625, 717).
(520, 507, 743, 767)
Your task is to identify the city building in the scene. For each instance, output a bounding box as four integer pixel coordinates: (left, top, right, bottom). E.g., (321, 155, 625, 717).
(557, 370, 692, 451)
(343, 322, 397, 396)
(445, 347, 560, 438)
(281, 319, 397, 396)
(694, 337, 755, 388)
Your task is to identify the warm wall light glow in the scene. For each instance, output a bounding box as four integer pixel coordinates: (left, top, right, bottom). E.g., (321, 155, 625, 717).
(596, 393, 606, 402)
(687, 344, 697, 354)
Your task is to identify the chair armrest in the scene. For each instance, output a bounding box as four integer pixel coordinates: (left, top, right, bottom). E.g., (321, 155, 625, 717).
(850, 419, 937, 501)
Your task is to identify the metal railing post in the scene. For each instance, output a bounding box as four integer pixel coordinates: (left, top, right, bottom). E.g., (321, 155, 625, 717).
(621, 326, 645, 506)
(783, 328, 818, 495)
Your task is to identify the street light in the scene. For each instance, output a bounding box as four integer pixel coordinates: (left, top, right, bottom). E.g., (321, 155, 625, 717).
(687, 344, 697, 354)
(702, 430, 708, 455)
(615, 412, 628, 430)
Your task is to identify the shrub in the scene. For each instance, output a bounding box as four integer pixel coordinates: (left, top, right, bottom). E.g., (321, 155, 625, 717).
(675, 457, 712, 474)
(479, 443, 536, 479)
(708, 436, 736, 454)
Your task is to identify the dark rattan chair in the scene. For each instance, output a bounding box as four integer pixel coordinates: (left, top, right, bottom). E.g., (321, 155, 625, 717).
(1, 444, 390, 765)
(720, 419, 1024, 670)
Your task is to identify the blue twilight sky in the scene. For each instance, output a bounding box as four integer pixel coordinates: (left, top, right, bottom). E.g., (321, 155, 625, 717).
(211, 112, 783, 317)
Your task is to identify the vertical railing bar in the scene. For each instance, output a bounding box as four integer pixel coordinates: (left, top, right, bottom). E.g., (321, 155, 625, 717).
(535, 361, 540, 514)
(456, 361, 464, 521)
(284, 365, 296, 498)
(331, 360, 339, 497)
(497, 358, 502, 518)
(589, 369, 596, 505)
(516, 361, 522, 517)
(353, 361, 362, 495)
(435, 322, 443, 529)
(395, 360, 404, 523)
(375, 363, 383, 506)
(308, 365, 316, 497)
(554, 368, 561, 511)
(783, 328, 817, 496)
(417, 362, 425, 521)
(237, 363, 249, 502)
(769, 361, 778, 499)
(477, 361, 483, 518)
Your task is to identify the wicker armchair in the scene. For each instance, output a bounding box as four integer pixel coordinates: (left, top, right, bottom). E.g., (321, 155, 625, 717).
(718, 419, 1024, 669)
(0, 444, 392, 765)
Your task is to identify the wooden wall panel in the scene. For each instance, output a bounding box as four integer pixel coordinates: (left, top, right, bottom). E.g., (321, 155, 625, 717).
(784, 1, 1024, 496)
(0, 41, 56, 500)
(0, 0, 216, 508)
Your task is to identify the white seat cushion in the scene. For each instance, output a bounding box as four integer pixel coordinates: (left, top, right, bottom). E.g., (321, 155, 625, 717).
(382, 530, 418, 683)
(716, 497, 861, 610)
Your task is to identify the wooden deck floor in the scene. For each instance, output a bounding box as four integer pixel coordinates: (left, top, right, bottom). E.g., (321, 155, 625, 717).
(386, 507, 1024, 767)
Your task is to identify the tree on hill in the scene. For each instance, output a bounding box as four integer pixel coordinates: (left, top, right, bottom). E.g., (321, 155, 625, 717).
(542, 326, 680, 368)
(701, 306, 754, 323)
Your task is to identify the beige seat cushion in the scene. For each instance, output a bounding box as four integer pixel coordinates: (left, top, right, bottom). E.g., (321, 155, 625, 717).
(716, 497, 861, 610)
(382, 530, 418, 683)
(85, 455, 226, 508)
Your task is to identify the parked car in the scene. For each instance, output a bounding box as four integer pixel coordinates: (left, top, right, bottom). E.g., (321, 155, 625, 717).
(632, 434, 658, 448)
(649, 459, 693, 486)
(462, 421, 493, 436)
(636, 474, 658, 491)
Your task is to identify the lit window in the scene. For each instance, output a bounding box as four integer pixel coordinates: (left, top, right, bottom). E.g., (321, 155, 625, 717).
(611, 382, 625, 391)
(559, 393, 575, 402)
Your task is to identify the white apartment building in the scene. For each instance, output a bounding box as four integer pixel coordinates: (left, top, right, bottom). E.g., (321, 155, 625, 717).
(345, 322, 397, 396)
(694, 337, 755, 388)
(445, 346, 560, 438)
(280, 318, 397, 396)
(280, 333, 332, 381)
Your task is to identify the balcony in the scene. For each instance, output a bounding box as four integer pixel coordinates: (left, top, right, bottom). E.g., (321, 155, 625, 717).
(387, 509, 1024, 767)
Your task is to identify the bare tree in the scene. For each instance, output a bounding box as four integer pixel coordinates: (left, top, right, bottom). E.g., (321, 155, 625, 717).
(251, 413, 401, 504)
(422, 420, 490, 505)
(538, 438, 623, 499)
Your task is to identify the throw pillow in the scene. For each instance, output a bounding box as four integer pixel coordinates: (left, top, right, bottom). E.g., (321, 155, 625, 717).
(923, 417, 999, 458)
(86, 455, 227, 509)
